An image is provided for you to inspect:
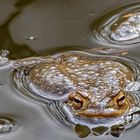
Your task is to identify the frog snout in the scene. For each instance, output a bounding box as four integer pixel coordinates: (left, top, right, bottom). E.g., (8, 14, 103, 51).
(89, 102, 108, 109)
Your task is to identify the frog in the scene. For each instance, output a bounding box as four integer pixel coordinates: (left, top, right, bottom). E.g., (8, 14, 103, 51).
(8, 50, 140, 137)
(27, 53, 134, 118)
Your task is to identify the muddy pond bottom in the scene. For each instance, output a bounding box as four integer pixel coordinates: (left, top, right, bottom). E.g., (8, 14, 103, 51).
(12, 51, 140, 137)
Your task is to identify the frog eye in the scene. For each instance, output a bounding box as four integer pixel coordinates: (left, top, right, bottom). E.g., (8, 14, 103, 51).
(116, 91, 126, 106)
(68, 95, 83, 110)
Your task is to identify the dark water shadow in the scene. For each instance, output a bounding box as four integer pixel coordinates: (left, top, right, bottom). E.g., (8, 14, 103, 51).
(15, 0, 34, 8)
(0, 0, 38, 59)
(0, 0, 95, 59)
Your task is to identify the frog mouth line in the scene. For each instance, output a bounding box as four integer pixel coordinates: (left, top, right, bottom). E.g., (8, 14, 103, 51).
(75, 107, 128, 118)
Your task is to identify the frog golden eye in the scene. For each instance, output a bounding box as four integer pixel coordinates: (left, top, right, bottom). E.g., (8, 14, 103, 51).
(116, 91, 126, 106)
(72, 95, 83, 110)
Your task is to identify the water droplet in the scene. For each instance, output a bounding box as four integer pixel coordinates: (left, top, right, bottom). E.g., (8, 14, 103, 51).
(89, 12, 97, 17)
(24, 36, 37, 40)
(0, 116, 16, 134)
(92, 3, 140, 47)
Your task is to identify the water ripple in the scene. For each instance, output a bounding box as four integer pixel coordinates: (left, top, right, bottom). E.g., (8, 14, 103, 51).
(0, 116, 16, 134)
(92, 2, 140, 48)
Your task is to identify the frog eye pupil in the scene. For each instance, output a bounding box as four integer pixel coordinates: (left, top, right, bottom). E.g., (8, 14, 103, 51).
(117, 95, 126, 106)
(72, 96, 83, 110)
(117, 96, 125, 102)
(74, 98, 82, 103)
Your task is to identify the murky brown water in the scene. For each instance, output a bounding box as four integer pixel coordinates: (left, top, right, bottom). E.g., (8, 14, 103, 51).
(1, 0, 140, 140)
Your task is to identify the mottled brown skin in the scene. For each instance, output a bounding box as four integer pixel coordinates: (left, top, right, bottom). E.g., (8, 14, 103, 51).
(67, 90, 134, 118)
(29, 53, 134, 118)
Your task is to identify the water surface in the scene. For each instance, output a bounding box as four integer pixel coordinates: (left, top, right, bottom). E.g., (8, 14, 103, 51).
(0, 0, 140, 140)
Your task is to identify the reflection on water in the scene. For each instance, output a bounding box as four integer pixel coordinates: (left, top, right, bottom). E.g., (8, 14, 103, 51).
(0, 0, 37, 59)
(0, 116, 16, 134)
(0, 0, 140, 140)
(92, 2, 140, 48)
(110, 12, 140, 41)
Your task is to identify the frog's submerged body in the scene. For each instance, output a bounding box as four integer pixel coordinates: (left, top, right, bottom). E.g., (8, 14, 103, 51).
(12, 51, 140, 137)
(28, 53, 134, 117)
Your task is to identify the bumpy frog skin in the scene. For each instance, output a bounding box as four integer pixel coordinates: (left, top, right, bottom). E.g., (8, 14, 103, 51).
(12, 51, 140, 137)
(28, 54, 134, 117)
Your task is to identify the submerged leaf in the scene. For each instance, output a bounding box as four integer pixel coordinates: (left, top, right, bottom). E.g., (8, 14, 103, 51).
(110, 124, 125, 137)
(92, 126, 109, 135)
(75, 124, 91, 138)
